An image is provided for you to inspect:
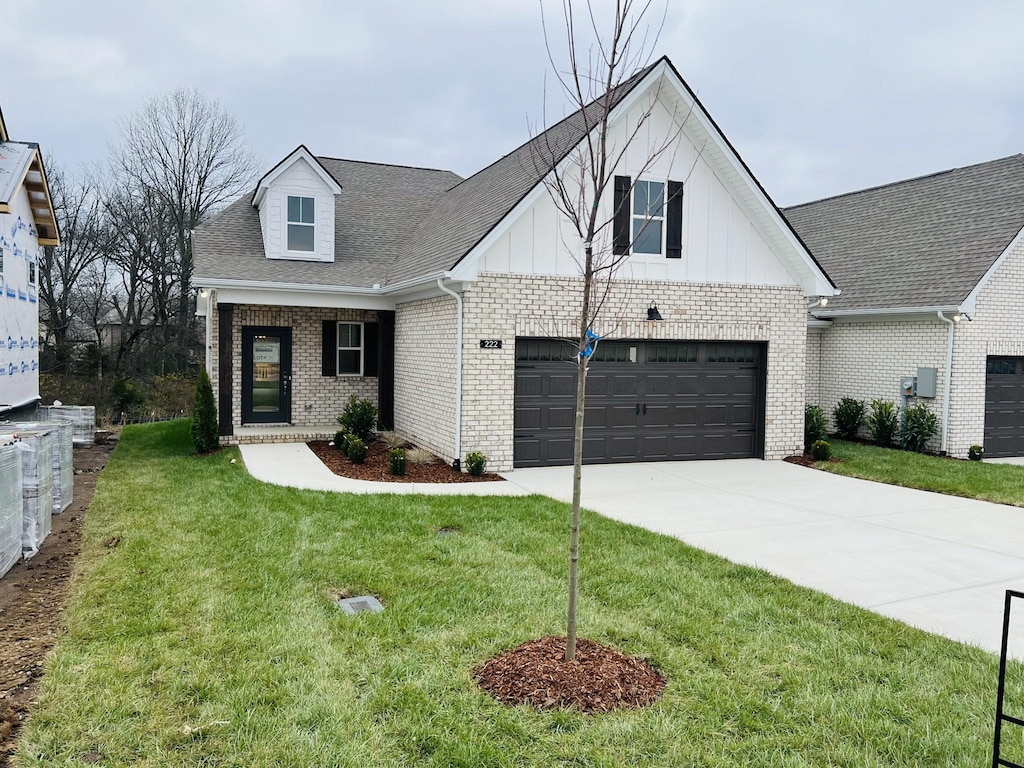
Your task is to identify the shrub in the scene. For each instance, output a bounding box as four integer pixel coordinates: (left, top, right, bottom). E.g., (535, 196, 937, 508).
(832, 397, 865, 440)
(867, 399, 900, 447)
(337, 395, 377, 443)
(804, 405, 827, 451)
(810, 440, 832, 462)
(333, 430, 349, 450)
(378, 430, 405, 450)
(190, 367, 218, 453)
(902, 405, 939, 453)
(388, 448, 407, 476)
(112, 378, 145, 411)
(465, 451, 488, 476)
(406, 447, 436, 465)
(346, 437, 368, 463)
(968, 445, 985, 462)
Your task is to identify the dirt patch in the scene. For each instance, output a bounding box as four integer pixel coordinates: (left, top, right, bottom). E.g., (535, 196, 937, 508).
(474, 635, 666, 713)
(308, 440, 502, 483)
(0, 437, 115, 767)
(784, 454, 816, 467)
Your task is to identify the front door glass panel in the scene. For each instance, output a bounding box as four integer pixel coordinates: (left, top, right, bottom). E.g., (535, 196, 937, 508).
(251, 336, 281, 412)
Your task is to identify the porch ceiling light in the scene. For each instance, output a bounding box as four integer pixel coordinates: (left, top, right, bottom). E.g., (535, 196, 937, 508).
(647, 302, 663, 321)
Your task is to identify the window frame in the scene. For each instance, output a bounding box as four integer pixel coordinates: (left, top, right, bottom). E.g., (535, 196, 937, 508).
(286, 195, 316, 253)
(631, 178, 666, 257)
(336, 321, 364, 376)
(27, 257, 36, 286)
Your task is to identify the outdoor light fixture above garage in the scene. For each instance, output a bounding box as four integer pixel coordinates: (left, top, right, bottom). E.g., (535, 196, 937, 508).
(647, 302, 663, 321)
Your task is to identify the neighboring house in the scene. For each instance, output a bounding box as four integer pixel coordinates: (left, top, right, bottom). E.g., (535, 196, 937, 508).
(0, 105, 59, 417)
(787, 154, 1024, 458)
(192, 57, 837, 471)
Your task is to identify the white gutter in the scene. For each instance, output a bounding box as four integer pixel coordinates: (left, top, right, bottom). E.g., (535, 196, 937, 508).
(436, 277, 464, 470)
(192, 270, 457, 298)
(815, 304, 962, 319)
(937, 311, 956, 454)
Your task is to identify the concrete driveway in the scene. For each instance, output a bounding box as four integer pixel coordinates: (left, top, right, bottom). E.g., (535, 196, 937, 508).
(504, 459, 1024, 657)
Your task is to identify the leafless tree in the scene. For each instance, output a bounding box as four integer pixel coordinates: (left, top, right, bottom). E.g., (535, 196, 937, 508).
(533, 0, 697, 660)
(111, 88, 258, 370)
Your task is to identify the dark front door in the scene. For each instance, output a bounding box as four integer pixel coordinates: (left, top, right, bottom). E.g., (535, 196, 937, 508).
(985, 356, 1024, 458)
(242, 326, 292, 424)
(513, 339, 765, 468)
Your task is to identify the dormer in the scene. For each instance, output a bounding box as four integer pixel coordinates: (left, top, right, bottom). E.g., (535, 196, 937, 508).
(252, 146, 341, 263)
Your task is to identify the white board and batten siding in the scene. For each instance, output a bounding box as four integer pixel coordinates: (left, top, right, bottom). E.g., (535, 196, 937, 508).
(0, 180, 41, 412)
(259, 157, 337, 263)
(477, 89, 799, 290)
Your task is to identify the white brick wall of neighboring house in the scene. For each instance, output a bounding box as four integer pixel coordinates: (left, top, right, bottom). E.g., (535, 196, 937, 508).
(208, 297, 378, 434)
(948, 234, 1024, 456)
(808, 319, 948, 448)
(394, 295, 458, 464)
(452, 273, 807, 472)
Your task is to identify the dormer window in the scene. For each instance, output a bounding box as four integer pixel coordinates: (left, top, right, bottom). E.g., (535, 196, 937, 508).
(287, 196, 315, 252)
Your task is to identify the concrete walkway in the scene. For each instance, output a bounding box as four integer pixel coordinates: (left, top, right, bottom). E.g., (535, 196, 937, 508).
(503, 460, 1024, 656)
(239, 442, 527, 496)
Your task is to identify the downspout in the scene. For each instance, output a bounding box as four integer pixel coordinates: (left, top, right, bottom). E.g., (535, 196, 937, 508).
(937, 311, 956, 454)
(437, 278, 463, 470)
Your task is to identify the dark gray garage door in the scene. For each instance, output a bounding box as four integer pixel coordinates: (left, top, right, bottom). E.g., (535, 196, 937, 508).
(985, 356, 1024, 458)
(514, 339, 765, 468)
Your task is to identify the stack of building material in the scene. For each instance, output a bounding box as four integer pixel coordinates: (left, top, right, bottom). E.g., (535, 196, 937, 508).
(13, 421, 73, 514)
(0, 436, 22, 578)
(14, 425, 55, 557)
(36, 405, 95, 446)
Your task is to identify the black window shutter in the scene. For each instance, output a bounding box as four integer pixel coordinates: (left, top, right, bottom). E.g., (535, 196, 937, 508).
(321, 320, 336, 376)
(363, 322, 379, 377)
(666, 180, 684, 259)
(613, 175, 631, 255)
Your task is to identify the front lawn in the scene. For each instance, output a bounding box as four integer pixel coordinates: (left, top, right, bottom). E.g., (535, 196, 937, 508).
(817, 440, 1024, 506)
(14, 421, 1021, 766)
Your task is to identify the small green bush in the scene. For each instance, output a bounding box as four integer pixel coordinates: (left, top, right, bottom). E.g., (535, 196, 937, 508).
(190, 367, 218, 453)
(804, 405, 827, 451)
(810, 440, 832, 462)
(465, 451, 488, 476)
(968, 445, 984, 461)
(867, 399, 900, 447)
(388, 448, 407, 476)
(902, 405, 939, 453)
(833, 397, 865, 440)
(333, 430, 348, 450)
(112, 378, 145, 411)
(337, 395, 377, 443)
(346, 437, 368, 464)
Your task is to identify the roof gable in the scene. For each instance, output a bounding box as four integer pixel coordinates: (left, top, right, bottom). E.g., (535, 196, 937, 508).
(0, 141, 59, 246)
(784, 155, 1024, 312)
(252, 145, 342, 209)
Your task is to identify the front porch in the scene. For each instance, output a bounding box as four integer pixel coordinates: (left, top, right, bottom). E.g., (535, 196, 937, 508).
(221, 424, 338, 446)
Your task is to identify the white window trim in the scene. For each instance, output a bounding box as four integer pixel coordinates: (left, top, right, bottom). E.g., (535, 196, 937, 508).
(286, 195, 316, 254)
(337, 321, 364, 376)
(631, 178, 667, 258)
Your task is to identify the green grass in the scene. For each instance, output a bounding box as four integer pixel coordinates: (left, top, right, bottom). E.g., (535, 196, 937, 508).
(13, 421, 1024, 766)
(817, 440, 1024, 506)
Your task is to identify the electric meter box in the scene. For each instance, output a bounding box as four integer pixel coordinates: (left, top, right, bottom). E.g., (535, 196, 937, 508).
(900, 376, 917, 397)
(916, 367, 938, 398)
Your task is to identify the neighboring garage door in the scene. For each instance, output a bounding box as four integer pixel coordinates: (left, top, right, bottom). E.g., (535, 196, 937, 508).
(514, 339, 765, 468)
(985, 356, 1024, 458)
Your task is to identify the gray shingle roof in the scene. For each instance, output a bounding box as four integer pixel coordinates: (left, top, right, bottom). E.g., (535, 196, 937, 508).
(194, 62, 658, 289)
(193, 159, 463, 288)
(784, 154, 1024, 311)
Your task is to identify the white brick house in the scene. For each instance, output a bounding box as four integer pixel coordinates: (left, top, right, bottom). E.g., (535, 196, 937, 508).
(193, 57, 837, 471)
(787, 155, 1024, 458)
(0, 105, 60, 418)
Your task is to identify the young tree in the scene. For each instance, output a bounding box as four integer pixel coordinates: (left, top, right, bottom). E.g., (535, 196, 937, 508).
(191, 366, 218, 452)
(535, 0, 693, 660)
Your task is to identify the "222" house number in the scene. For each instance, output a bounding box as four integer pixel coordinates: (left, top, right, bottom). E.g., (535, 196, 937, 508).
(479, 339, 502, 349)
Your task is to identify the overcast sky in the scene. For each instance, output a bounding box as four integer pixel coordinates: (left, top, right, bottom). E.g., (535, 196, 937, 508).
(4, 0, 1023, 207)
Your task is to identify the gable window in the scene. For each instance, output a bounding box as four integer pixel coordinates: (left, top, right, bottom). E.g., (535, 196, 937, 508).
(287, 196, 315, 252)
(337, 322, 363, 375)
(28, 258, 36, 285)
(632, 180, 665, 255)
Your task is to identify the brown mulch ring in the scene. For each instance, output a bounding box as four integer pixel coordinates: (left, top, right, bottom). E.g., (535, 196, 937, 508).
(308, 439, 502, 483)
(473, 635, 666, 713)
(0, 435, 116, 767)
(783, 454, 816, 467)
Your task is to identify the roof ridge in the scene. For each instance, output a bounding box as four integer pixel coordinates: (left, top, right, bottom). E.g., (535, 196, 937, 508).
(316, 155, 460, 176)
(785, 153, 1024, 211)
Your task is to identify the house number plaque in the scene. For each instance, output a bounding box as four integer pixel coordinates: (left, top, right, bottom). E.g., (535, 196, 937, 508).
(479, 339, 502, 349)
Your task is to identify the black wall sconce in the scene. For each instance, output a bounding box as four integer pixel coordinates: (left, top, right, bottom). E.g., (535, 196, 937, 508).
(647, 302, 663, 321)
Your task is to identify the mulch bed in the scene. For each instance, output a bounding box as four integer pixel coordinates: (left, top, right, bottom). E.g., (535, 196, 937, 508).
(307, 440, 502, 483)
(473, 636, 666, 713)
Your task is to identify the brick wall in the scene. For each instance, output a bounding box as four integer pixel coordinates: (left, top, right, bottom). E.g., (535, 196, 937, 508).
(208, 296, 378, 431)
(457, 273, 807, 471)
(805, 330, 822, 405)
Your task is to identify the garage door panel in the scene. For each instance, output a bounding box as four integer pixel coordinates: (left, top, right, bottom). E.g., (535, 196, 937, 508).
(547, 373, 576, 397)
(515, 406, 542, 431)
(985, 356, 1024, 458)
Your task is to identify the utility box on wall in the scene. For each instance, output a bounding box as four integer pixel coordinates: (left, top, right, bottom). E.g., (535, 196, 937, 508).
(916, 367, 938, 398)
